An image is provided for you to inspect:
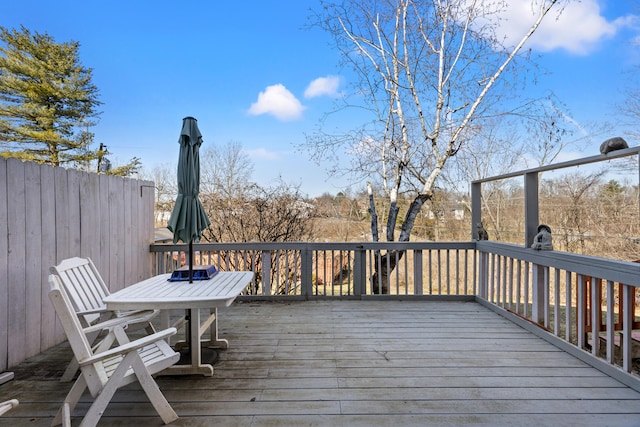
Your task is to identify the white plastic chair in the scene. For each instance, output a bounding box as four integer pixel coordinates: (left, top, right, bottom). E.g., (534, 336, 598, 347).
(49, 274, 179, 427)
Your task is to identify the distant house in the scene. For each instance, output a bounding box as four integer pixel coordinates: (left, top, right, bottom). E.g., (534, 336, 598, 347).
(452, 204, 465, 220)
(154, 227, 174, 243)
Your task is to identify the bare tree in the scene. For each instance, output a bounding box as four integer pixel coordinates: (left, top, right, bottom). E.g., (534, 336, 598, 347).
(541, 170, 605, 253)
(202, 181, 315, 295)
(202, 181, 314, 244)
(141, 163, 177, 227)
(309, 0, 566, 292)
(198, 141, 312, 245)
(197, 142, 315, 294)
(201, 140, 253, 198)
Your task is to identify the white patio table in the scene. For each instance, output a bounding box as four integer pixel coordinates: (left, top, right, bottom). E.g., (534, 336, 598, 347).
(104, 271, 253, 376)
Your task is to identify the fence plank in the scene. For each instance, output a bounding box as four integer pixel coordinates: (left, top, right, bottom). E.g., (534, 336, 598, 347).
(97, 173, 110, 284)
(80, 171, 101, 261)
(123, 178, 134, 286)
(40, 165, 59, 348)
(108, 177, 125, 292)
(0, 159, 8, 371)
(6, 158, 27, 367)
(54, 166, 71, 263)
(24, 161, 42, 358)
(67, 169, 82, 255)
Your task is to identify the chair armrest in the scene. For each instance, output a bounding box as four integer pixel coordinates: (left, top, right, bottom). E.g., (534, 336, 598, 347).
(82, 310, 156, 334)
(76, 307, 108, 316)
(0, 399, 19, 416)
(78, 328, 177, 366)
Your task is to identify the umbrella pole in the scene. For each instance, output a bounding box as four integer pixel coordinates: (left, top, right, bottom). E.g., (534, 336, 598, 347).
(189, 240, 194, 283)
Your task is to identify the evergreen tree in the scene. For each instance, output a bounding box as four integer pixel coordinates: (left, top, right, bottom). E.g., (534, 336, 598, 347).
(0, 25, 101, 166)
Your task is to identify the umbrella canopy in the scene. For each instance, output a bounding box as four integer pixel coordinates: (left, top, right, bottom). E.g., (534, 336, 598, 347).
(167, 117, 211, 279)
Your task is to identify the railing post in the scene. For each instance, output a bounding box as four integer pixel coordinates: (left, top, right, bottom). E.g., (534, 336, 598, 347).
(524, 172, 539, 248)
(262, 250, 271, 296)
(471, 181, 482, 239)
(353, 245, 366, 296)
(300, 246, 313, 299)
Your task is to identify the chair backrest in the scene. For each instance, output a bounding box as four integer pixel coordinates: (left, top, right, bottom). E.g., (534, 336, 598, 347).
(48, 275, 108, 391)
(50, 257, 110, 325)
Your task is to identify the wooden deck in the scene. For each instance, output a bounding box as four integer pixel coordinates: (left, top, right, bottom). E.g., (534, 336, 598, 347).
(1, 300, 640, 426)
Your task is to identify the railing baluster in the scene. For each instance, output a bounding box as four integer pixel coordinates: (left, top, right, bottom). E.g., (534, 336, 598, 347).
(495, 255, 502, 306)
(577, 274, 585, 350)
(565, 271, 572, 342)
(437, 250, 442, 295)
(402, 251, 408, 296)
(464, 250, 468, 295)
(523, 262, 529, 318)
(554, 268, 560, 336)
(414, 249, 423, 296)
(455, 249, 460, 295)
(606, 280, 615, 364)
(446, 249, 451, 295)
(508, 258, 514, 311)
(428, 249, 433, 295)
(490, 253, 495, 303)
(591, 278, 601, 357)
(501, 255, 507, 308)
(543, 266, 550, 328)
(622, 284, 633, 372)
(515, 260, 522, 314)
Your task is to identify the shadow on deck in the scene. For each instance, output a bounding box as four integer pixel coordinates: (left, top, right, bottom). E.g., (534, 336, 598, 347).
(1, 300, 640, 426)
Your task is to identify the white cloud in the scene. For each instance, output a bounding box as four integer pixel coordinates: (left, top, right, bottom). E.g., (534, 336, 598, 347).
(247, 84, 306, 121)
(304, 75, 341, 98)
(495, 0, 632, 55)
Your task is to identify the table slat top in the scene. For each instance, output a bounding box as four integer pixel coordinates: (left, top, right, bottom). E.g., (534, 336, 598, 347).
(104, 271, 253, 310)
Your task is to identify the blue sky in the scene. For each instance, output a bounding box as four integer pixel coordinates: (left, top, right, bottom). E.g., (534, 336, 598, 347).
(2, 1, 640, 197)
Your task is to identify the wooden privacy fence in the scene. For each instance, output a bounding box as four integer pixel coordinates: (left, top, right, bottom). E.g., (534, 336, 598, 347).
(0, 158, 155, 372)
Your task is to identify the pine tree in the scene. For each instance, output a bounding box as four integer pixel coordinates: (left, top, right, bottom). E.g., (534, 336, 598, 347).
(0, 25, 101, 166)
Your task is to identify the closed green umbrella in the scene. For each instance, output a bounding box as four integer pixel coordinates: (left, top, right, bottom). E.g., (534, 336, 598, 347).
(167, 116, 211, 282)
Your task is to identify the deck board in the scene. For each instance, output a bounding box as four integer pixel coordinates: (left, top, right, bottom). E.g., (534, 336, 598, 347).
(1, 300, 639, 426)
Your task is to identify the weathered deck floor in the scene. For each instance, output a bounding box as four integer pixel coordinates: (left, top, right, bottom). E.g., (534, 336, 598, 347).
(1, 300, 640, 426)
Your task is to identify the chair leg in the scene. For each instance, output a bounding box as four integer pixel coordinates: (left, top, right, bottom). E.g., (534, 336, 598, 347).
(61, 402, 71, 427)
(53, 374, 88, 426)
(79, 350, 178, 426)
(78, 352, 133, 427)
(131, 355, 178, 424)
(60, 357, 79, 382)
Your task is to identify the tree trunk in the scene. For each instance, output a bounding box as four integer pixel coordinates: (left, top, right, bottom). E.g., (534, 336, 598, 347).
(370, 193, 431, 294)
(371, 250, 400, 294)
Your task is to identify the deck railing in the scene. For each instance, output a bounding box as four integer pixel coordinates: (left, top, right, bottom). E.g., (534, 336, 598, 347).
(150, 240, 640, 379)
(150, 241, 477, 298)
(476, 240, 640, 376)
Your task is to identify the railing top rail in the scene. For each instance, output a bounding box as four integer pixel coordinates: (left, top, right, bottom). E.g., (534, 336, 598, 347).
(477, 240, 640, 286)
(472, 146, 640, 184)
(150, 241, 476, 252)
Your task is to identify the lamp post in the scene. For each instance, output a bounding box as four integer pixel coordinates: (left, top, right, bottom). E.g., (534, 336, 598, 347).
(97, 143, 111, 173)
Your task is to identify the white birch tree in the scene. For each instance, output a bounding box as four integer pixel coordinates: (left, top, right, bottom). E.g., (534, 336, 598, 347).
(309, 0, 568, 293)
